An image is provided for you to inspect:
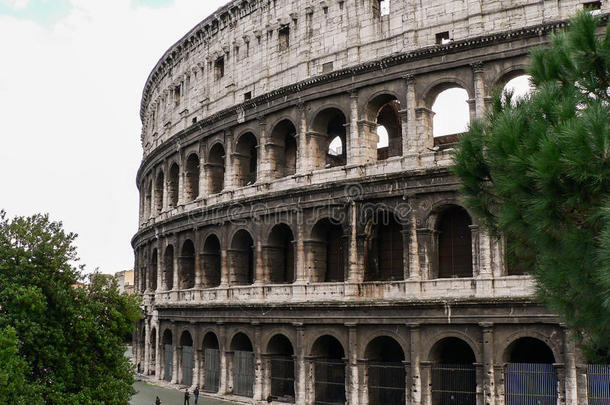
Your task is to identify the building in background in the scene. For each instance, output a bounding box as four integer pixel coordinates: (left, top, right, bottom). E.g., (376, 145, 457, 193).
(115, 269, 134, 295)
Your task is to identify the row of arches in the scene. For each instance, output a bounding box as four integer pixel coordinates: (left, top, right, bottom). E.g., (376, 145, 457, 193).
(138, 204, 482, 292)
(141, 75, 533, 221)
(151, 327, 556, 404)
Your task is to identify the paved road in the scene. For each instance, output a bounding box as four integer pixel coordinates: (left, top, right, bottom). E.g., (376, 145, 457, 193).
(130, 381, 231, 405)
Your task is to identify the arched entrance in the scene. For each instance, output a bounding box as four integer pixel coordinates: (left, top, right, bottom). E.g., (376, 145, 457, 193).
(179, 239, 195, 289)
(162, 329, 173, 381)
(150, 328, 156, 375)
(234, 132, 258, 187)
(430, 337, 476, 404)
(202, 332, 221, 393)
(185, 153, 200, 201)
(163, 245, 174, 290)
(310, 219, 345, 282)
(202, 234, 221, 287)
(311, 335, 346, 405)
(311, 108, 347, 169)
(504, 337, 557, 404)
(229, 230, 254, 285)
(267, 334, 295, 401)
(267, 224, 295, 284)
(231, 333, 255, 397)
(168, 163, 179, 208)
(365, 336, 406, 404)
(269, 119, 297, 178)
(150, 249, 158, 291)
(436, 206, 473, 278)
(180, 331, 194, 386)
(364, 211, 404, 281)
(207, 143, 225, 194)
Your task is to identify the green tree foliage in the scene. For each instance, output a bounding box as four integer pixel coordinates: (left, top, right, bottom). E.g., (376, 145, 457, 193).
(452, 11, 610, 362)
(0, 211, 141, 404)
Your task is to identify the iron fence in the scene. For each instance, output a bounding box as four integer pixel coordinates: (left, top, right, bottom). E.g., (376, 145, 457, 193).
(270, 355, 295, 400)
(431, 363, 476, 405)
(368, 361, 406, 405)
(181, 345, 193, 386)
(588, 364, 610, 404)
(203, 348, 220, 393)
(505, 363, 557, 405)
(314, 358, 346, 405)
(233, 350, 255, 397)
(164, 344, 173, 381)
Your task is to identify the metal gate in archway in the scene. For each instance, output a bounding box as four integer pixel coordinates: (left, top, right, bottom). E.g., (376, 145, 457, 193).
(233, 350, 254, 397)
(203, 348, 220, 392)
(505, 363, 557, 405)
(368, 362, 406, 404)
(182, 345, 193, 386)
(431, 363, 476, 405)
(588, 364, 610, 404)
(164, 344, 173, 381)
(270, 355, 295, 400)
(314, 359, 346, 405)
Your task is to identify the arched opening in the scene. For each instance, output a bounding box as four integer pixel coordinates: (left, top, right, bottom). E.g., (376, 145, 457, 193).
(364, 211, 404, 281)
(150, 249, 158, 291)
(168, 163, 180, 208)
(208, 143, 225, 194)
(432, 87, 470, 142)
(185, 153, 200, 201)
(145, 181, 152, 218)
(310, 219, 345, 282)
(179, 240, 195, 289)
(267, 334, 295, 401)
(163, 245, 174, 290)
(231, 333, 254, 397)
(505, 337, 557, 404)
(367, 95, 402, 160)
(436, 206, 473, 278)
(430, 337, 476, 405)
(154, 171, 164, 214)
(501, 74, 533, 106)
(180, 331, 194, 386)
(311, 335, 346, 405)
(365, 336, 406, 404)
(267, 224, 295, 284)
(269, 120, 297, 178)
(229, 230, 254, 285)
(139, 266, 147, 292)
(202, 332, 221, 393)
(311, 108, 347, 169)
(202, 234, 221, 287)
(235, 132, 258, 187)
(150, 328, 157, 375)
(162, 329, 173, 381)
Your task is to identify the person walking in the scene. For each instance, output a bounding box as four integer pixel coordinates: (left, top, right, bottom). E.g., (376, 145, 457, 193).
(183, 389, 190, 405)
(193, 386, 199, 405)
(155, 396, 161, 405)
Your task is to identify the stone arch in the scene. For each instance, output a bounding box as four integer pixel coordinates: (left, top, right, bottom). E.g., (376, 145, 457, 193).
(154, 170, 164, 214)
(266, 223, 295, 284)
(185, 153, 200, 202)
(163, 244, 174, 290)
(161, 328, 173, 381)
(269, 119, 298, 178)
(179, 239, 196, 289)
(310, 107, 348, 169)
(168, 162, 180, 208)
(234, 131, 258, 187)
(207, 143, 225, 194)
(229, 229, 254, 285)
(363, 209, 404, 281)
(310, 334, 347, 405)
(230, 332, 255, 397)
(504, 337, 556, 363)
(492, 64, 530, 89)
(201, 331, 221, 392)
(358, 329, 408, 360)
(364, 336, 407, 404)
(310, 218, 345, 282)
(150, 248, 158, 291)
(266, 334, 296, 400)
(366, 92, 403, 160)
(179, 330, 194, 386)
(501, 330, 562, 364)
(424, 80, 472, 139)
(202, 233, 221, 287)
(144, 179, 152, 218)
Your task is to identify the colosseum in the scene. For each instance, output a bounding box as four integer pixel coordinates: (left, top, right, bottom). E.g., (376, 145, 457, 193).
(132, 1, 609, 404)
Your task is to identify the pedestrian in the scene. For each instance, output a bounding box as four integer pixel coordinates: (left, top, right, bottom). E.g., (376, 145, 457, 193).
(193, 386, 199, 405)
(155, 396, 161, 405)
(184, 389, 190, 405)
(137, 362, 141, 374)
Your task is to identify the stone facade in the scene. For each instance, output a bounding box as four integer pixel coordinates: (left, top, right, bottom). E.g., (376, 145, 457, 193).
(133, 1, 609, 404)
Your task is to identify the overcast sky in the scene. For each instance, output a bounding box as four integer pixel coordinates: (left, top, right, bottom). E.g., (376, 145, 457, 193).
(0, 0, 227, 274)
(0, 0, 530, 275)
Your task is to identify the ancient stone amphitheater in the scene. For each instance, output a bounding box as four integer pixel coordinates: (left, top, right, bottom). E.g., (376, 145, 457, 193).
(132, 1, 609, 404)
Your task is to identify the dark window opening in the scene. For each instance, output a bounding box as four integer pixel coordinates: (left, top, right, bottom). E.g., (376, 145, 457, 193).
(364, 212, 403, 281)
(267, 335, 295, 401)
(435, 31, 451, 45)
(163, 245, 174, 291)
(179, 240, 195, 289)
(174, 85, 181, 106)
(244, 91, 252, 101)
(185, 154, 199, 202)
(168, 163, 179, 208)
(322, 61, 334, 73)
(230, 230, 254, 285)
(311, 219, 345, 282)
(279, 25, 290, 51)
(437, 206, 473, 278)
(208, 143, 225, 194)
(268, 224, 295, 284)
(430, 338, 476, 405)
(235, 132, 257, 187)
(269, 119, 297, 178)
(214, 57, 224, 79)
(583, 1, 602, 10)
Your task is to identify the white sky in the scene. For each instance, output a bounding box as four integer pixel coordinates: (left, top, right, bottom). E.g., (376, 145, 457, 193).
(0, 0, 532, 275)
(0, 0, 227, 274)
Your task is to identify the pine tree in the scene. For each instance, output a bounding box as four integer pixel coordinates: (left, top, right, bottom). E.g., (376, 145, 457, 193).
(452, 11, 610, 362)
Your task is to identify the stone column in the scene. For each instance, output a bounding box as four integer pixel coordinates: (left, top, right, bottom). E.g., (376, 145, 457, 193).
(253, 324, 264, 400)
(415, 107, 434, 153)
(144, 320, 151, 375)
(258, 116, 269, 181)
(470, 225, 481, 277)
(192, 328, 201, 390)
(156, 240, 163, 293)
(563, 326, 578, 404)
(220, 248, 229, 287)
(296, 103, 308, 174)
(472, 62, 486, 118)
(172, 327, 179, 384)
(295, 210, 307, 282)
(481, 322, 496, 405)
(155, 327, 162, 379)
(346, 323, 360, 405)
(173, 237, 180, 292)
(356, 119, 378, 165)
(218, 323, 228, 394)
(404, 74, 418, 154)
(420, 361, 432, 405)
(295, 323, 307, 404)
(194, 237, 203, 289)
(198, 145, 206, 199)
(347, 201, 362, 283)
(555, 363, 566, 404)
(177, 150, 185, 206)
(347, 91, 359, 166)
(223, 130, 234, 190)
(162, 162, 169, 211)
(254, 240, 264, 285)
(150, 173, 157, 218)
(409, 323, 422, 405)
(416, 228, 433, 280)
